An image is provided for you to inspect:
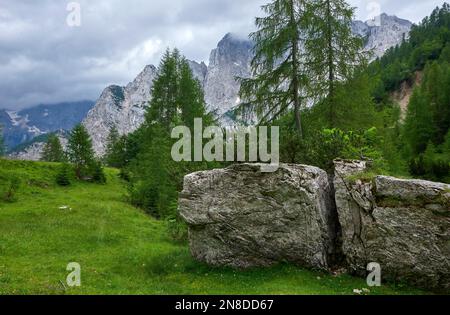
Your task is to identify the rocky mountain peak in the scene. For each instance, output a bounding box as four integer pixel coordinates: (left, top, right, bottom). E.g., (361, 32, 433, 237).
(204, 33, 253, 118)
(125, 65, 157, 106)
(211, 33, 254, 65)
(83, 65, 158, 155)
(187, 60, 208, 86)
(353, 13, 413, 59)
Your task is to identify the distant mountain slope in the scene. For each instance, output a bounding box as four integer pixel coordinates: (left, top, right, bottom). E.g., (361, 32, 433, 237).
(0, 101, 94, 151)
(82, 35, 255, 155)
(7, 130, 69, 161)
(82, 66, 158, 156)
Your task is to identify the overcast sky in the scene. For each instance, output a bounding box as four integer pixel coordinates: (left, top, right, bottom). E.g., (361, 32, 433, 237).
(0, 0, 446, 110)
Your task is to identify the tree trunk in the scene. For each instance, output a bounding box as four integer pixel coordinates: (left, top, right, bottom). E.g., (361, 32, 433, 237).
(326, 0, 336, 128)
(290, 0, 303, 138)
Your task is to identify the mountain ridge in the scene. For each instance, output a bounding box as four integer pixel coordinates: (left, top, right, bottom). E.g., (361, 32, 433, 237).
(0, 101, 94, 151)
(4, 13, 413, 158)
(83, 13, 413, 155)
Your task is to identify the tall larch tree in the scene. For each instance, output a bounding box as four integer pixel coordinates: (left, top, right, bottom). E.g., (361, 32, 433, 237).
(41, 134, 66, 162)
(178, 59, 210, 130)
(129, 48, 213, 217)
(303, 0, 365, 127)
(403, 88, 436, 156)
(104, 126, 126, 168)
(238, 0, 308, 137)
(145, 49, 181, 130)
(67, 124, 95, 179)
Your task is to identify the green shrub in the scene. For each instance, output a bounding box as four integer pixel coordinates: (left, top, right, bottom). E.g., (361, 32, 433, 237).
(431, 159, 450, 181)
(119, 168, 130, 182)
(128, 181, 161, 217)
(56, 163, 72, 186)
(166, 214, 188, 243)
(409, 156, 426, 176)
(2, 176, 21, 203)
(409, 145, 450, 183)
(90, 161, 107, 184)
(282, 127, 386, 173)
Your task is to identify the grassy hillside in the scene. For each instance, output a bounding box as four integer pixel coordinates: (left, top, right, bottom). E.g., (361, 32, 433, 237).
(0, 159, 427, 295)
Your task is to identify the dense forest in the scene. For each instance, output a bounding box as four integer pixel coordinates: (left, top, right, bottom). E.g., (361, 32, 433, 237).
(9, 2, 449, 225)
(272, 3, 450, 183)
(368, 3, 450, 182)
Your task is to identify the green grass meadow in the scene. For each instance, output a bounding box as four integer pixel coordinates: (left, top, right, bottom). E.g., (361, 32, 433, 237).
(0, 159, 427, 295)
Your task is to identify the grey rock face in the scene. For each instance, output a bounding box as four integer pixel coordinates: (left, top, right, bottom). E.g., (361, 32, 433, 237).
(179, 163, 338, 270)
(188, 60, 208, 86)
(84, 61, 208, 156)
(7, 142, 47, 161)
(8, 132, 68, 161)
(204, 33, 253, 120)
(334, 160, 450, 291)
(352, 14, 412, 59)
(83, 65, 157, 155)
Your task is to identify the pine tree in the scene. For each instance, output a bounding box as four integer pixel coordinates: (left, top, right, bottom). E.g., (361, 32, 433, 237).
(238, 0, 308, 136)
(330, 71, 380, 130)
(67, 124, 95, 179)
(422, 61, 450, 144)
(41, 134, 65, 162)
(129, 48, 213, 217)
(178, 59, 210, 129)
(90, 160, 107, 184)
(403, 88, 436, 155)
(105, 127, 120, 155)
(145, 49, 181, 130)
(56, 163, 72, 186)
(145, 49, 212, 130)
(129, 125, 175, 217)
(104, 127, 126, 168)
(303, 0, 365, 127)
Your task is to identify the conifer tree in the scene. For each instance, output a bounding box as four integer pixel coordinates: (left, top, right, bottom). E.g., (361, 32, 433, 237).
(104, 127, 127, 168)
(56, 163, 72, 186)
(145, 49, 181, 130)
(129, 48, 213, 217)
(422, 61, 450, 144)
(238, 0, 308, 137)
(178, 59, 210, 129)
(67, 124, 95, 179)
(105, 127, 120, 155)
(41, 134, 66, 162)
(303, 0, 365, 127)
(146, 49, 211, 130)
(403, 88, 436, 155)
(90, 160, 107, 184)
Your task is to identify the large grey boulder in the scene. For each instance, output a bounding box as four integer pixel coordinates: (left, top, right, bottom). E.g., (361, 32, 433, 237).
(334, 159, 450, 291)
(179, 163, 339, 270)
